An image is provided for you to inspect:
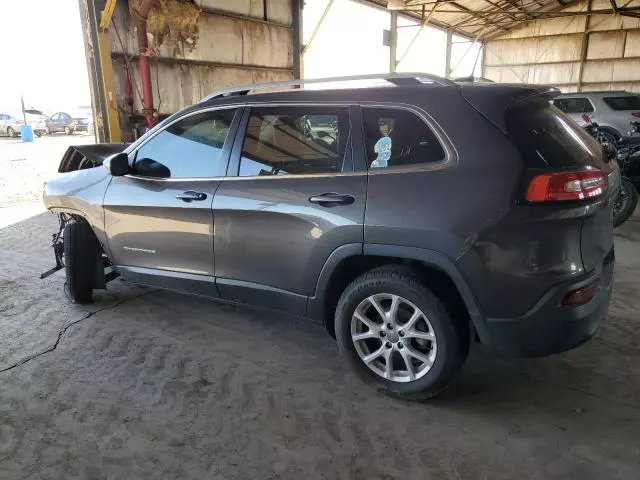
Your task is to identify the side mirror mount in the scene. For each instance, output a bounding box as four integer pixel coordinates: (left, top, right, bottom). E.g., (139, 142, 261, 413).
(104, 152, 130, 176)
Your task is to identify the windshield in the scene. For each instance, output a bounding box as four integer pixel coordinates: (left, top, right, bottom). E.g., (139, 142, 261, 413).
(506, 101, 603, 168)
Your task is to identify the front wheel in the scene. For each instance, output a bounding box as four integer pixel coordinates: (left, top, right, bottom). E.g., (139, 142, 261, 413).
(64, 126, 73, 135)
(335, 266, 469, 400)
(64, 221, 100, 303)
(613, 178, 638, 228)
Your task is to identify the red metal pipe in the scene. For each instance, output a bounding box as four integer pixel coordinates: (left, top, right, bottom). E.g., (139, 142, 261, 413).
(131, 0, 157, 128)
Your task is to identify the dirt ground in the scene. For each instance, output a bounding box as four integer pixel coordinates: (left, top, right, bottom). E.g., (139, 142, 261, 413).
(1, 136, 640, 479)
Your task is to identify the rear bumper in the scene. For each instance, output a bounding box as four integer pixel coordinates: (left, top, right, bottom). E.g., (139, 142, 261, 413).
(484, 248, 614, 357)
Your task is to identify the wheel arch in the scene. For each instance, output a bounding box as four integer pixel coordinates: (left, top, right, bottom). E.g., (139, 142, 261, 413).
(308, 243, 490, 345)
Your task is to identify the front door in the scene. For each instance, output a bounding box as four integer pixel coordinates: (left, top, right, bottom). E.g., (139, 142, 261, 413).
(103, 107, 239, 295)
(212, 105, 366, 315)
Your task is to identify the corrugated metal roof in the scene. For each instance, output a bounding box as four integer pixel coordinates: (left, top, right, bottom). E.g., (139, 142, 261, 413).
(358, 0, 640, 40)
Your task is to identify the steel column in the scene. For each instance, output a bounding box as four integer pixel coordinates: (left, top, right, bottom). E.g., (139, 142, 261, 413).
(389, 11, 398, 73)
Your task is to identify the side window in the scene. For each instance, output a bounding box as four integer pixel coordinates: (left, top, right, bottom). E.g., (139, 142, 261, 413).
(362, 108, 446, 169)
(134, 108, 236, 178)
(239, 106, 349, 176)
(553, 98, 594, 114)
(50, 113, 59, 120)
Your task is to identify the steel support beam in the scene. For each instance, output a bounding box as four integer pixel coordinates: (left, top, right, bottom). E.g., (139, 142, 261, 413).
(292, 0, 303, 79)
(390, 10, 398, 73)
(78, 0, 121, 142)
(302, 0, 335, 56)
(577, 0, 593, 92)
(445, 30, 453, 77)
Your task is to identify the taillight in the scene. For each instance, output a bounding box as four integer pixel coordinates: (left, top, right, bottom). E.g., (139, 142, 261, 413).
(526, 170, 607, 202)
(632, 112, 640, 118)
(16, 119, 25, 125)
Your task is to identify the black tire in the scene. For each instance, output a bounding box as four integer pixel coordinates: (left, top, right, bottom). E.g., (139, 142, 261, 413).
(598, 127, 620, 145)
(7, 127, 16, 138)
(335, 265, 470, 400)
(613, 178, 638, 228)
(65, 126, 73, 135)
(64, 221, 99, 304)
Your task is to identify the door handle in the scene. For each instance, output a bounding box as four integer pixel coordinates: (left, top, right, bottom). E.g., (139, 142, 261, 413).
(176, 191, 208, 202)
(309, 193, 355, 207)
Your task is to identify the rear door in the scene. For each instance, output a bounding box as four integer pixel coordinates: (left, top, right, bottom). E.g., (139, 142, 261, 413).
(212, 104, 366, 315)
(103, 107, 239, 294)
(48, 113, 61, 132)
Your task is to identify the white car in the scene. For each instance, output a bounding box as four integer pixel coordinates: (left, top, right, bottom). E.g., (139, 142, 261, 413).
(553, 91, 640, 142)
(0, 112, 47, 137)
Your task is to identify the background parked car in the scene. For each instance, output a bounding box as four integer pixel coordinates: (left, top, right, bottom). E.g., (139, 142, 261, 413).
(0, 112, 47, 137)
(553, 91, 640, 142)
(46, 111, 90, 135)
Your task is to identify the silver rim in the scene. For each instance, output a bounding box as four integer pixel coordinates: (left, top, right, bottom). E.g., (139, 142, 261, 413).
(351, 293, 437, 383)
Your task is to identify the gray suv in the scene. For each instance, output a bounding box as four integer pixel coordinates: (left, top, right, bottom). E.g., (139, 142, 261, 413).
(42, 74, 616, 399)
(553, 91, 640, 141)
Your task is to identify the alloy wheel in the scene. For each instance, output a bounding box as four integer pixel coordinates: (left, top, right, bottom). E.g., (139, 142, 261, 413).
(351, 293, 437, 383)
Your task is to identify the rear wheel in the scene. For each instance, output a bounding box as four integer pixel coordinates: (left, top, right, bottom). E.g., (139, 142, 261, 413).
(335, 266, 469, 400)
(64, 221, 100, 304)
(613, 178, 638, 228)
(64, 126, 73, 135)
(7, 127, 16, 138)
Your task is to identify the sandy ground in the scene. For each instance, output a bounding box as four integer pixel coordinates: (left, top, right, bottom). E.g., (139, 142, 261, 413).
(0, 138, 640, 479)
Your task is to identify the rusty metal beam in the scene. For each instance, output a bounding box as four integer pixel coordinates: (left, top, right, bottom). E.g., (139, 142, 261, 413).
(577, 0, 593, 92)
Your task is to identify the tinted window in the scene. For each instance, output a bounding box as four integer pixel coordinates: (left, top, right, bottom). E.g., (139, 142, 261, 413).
(362, 108, 445, 169)
(603, 96, 640, 110)
(134, 109, 236, 178)
(239, 106, 349, 176)
(507, 102, 602, 168)
(553, 97, 594, 114)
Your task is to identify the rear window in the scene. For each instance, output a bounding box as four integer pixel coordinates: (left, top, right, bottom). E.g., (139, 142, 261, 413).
(553, 97, 594, 114)
(506, 102, 602, 168)
(603, 96, 640, 111)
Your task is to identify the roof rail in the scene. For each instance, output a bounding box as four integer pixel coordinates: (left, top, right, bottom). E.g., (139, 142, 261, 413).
(199, 72, 455, 102)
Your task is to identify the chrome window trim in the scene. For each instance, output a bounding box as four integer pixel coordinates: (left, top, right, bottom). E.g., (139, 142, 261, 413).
(125, 100, 456, 181)
(126, 104, 240, 160)
(359, 102, 457, 175)
(232, 103, 356, 180)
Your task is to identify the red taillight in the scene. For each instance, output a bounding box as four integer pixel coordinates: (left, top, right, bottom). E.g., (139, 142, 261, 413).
(15, 119, 25, 125)
(632, 112, 640, 118)
(526, 171, 607, 203)
(563, 283, 601, 306)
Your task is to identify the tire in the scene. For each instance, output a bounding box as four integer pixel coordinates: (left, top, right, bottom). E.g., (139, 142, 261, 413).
(65, 126, 73, 135)
(63, 221, 100, 304)
(598, 127, 620, 145)
(335, 265, 470, 400)
(7, 127, 16, 138)
(613, 178, 638, 228)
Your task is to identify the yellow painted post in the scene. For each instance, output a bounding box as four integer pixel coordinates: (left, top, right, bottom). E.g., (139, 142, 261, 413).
(97, 31, 121, 142)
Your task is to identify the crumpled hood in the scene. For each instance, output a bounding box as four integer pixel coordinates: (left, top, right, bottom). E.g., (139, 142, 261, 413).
(58, 143, 130, 173)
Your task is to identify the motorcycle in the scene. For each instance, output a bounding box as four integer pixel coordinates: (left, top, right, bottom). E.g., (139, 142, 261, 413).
(582, 114, 639, 228)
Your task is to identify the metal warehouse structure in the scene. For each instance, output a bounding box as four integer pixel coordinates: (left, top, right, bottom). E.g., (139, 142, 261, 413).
(81, 0, 640, 142)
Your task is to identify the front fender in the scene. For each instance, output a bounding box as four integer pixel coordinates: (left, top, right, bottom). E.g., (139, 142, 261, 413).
(43, 167, 112, 255)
